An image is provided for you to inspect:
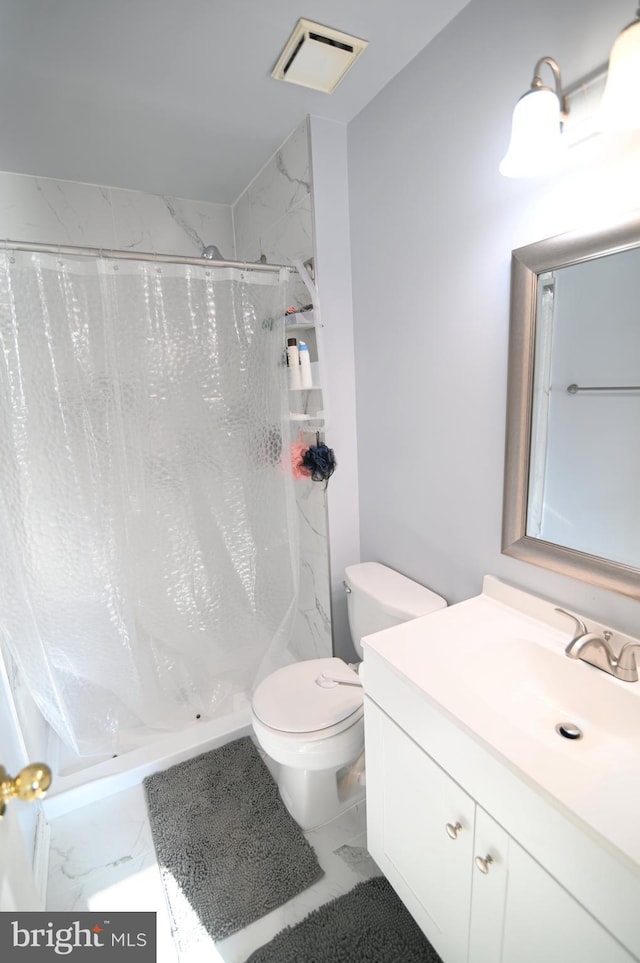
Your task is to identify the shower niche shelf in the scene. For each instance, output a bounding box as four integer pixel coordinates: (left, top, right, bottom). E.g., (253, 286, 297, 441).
(285, 308, 315, 329)
(285, 310, 318, 363)
(289, 361, 322, 392)
(285, 311, 324, 428)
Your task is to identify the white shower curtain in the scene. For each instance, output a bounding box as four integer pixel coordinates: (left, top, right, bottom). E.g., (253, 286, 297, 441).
(0, 249, 299, 755)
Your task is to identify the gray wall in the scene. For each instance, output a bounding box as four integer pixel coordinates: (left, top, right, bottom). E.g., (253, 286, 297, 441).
(348, 0, 640, 633)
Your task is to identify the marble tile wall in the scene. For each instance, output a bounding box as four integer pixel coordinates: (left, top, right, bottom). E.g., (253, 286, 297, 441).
(0, 171, 235, 257)
(234, 119, 312, 265)
(234, 118, 333, 663)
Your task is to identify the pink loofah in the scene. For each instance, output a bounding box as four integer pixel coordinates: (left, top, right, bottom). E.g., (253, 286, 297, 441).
(290, 438, 312, 479)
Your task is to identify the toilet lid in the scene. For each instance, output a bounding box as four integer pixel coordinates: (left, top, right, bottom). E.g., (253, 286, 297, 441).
(252, 657, 363, 734)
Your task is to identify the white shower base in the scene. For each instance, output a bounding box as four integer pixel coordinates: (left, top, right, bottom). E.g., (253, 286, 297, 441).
(42, 696, 252, 820)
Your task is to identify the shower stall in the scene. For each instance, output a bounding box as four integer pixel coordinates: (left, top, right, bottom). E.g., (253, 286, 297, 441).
(0, 243, 318, 814)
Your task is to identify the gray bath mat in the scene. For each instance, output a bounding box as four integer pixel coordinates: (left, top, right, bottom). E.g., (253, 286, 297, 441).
(246, 876, 443, 963)
(143, 736, 324, 948)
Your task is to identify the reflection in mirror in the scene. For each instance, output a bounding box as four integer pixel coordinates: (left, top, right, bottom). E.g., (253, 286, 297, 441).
(528, 249, 640, 566)
(502, 212, 640, 599)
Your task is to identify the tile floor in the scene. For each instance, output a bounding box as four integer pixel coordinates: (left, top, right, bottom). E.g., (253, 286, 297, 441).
(46, 770, 379, 962)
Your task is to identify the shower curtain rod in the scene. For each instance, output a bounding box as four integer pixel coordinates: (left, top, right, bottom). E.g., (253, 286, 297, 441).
(2, 239, 295, 273)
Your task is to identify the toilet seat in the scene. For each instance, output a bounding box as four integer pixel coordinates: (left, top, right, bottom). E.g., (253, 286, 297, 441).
(252, 657, 363, 736)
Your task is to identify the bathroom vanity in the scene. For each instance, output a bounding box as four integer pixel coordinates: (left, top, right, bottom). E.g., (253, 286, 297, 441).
(362, 576, 640, 963)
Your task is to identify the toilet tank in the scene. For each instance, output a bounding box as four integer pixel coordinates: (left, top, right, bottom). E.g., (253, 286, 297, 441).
(344, 562, 447, 659)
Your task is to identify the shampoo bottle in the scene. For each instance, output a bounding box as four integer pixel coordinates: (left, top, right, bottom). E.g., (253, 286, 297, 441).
(287, 337, 301, 390)
(298, 341, 312, 389)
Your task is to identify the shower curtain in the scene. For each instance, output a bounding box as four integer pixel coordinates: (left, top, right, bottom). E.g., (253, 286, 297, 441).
(0, 249, 299, 755)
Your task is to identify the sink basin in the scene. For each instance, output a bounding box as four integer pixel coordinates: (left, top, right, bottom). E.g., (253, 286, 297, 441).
(459, 635, 640, 769)
(362, 574, 640, 863)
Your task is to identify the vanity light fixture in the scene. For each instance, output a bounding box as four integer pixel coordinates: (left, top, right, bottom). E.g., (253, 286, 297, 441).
(500, 6, 640, 176)
(598, 6, 640, 131)
(499, 57, 567, 178)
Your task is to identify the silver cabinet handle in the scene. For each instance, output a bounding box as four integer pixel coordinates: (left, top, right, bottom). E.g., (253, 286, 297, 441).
(474, 854, 494, 874)
(445, 821, 463, 839)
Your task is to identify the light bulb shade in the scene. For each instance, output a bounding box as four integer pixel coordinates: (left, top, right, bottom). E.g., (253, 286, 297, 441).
(499, 87, 564, 178)
(598, 19, 640, 131)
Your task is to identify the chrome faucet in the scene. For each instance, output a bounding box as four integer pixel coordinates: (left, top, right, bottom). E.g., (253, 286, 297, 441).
(616, 642, 640, 682)
(556, 608, 640, 682)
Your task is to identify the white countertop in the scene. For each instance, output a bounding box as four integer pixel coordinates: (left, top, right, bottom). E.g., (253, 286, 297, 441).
(362, 575, 640, 870)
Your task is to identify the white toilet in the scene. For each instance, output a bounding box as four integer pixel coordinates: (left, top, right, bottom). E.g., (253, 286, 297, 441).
(251, 562, 446, 830)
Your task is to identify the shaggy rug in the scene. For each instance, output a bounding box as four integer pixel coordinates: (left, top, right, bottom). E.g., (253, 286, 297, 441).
(245, 875, 443, 962)
(143, 736, 324, 950)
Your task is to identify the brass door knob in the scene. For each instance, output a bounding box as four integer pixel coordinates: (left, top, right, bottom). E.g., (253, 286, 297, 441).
(0, 763, 52, 817)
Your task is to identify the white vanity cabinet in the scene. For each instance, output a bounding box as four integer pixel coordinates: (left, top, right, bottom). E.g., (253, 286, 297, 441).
(365, 698, 637, 963)
(367, 703, 475, 962)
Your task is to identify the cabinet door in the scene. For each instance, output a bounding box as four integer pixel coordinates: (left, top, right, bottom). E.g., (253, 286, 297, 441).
(502, 840, 635, 963)
(469, 808, 636, 963)
(366, 702, 475, 963)
(468, 807, 510, 963)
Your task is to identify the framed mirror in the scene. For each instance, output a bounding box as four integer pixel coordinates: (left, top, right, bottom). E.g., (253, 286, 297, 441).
(502, 211, 640, 600)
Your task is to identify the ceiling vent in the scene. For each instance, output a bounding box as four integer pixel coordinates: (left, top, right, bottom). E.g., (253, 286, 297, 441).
(271, 19, 368, 94)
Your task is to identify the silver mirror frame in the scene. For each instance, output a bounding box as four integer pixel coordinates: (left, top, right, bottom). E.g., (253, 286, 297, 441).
(502, 210, 640, 600)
